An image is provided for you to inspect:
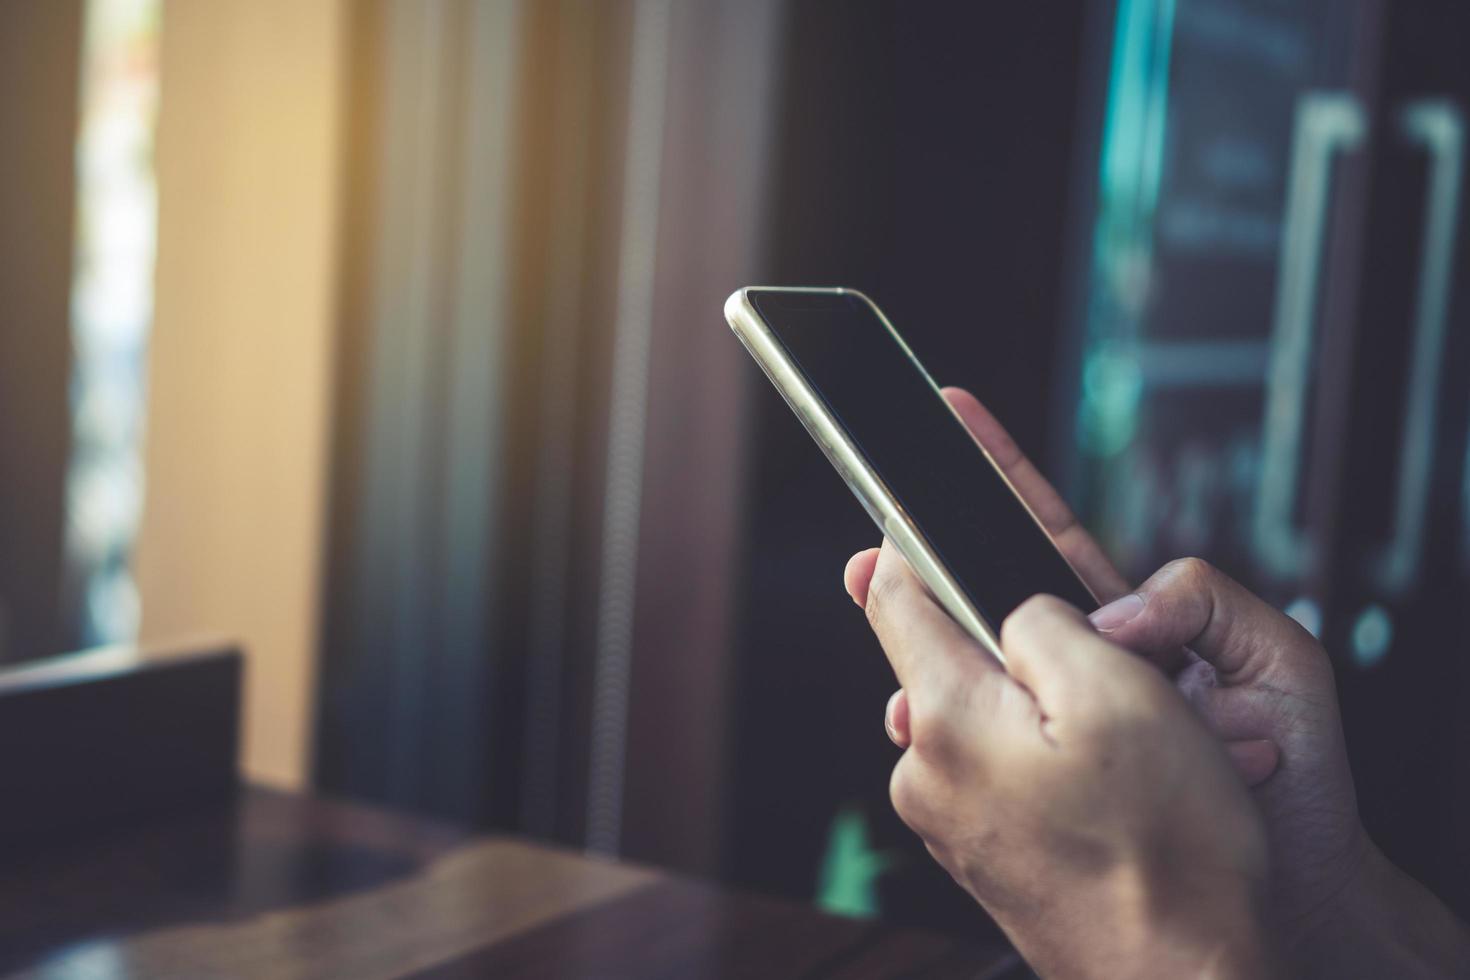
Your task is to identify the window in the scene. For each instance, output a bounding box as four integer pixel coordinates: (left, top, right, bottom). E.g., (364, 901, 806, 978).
(62, 0, 162, 646)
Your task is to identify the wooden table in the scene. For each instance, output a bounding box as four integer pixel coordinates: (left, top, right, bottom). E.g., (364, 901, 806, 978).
(0, 788, 1024, 979)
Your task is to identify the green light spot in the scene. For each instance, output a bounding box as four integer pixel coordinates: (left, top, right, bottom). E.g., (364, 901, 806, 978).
(1350, 604, 1393, 669)
(814, 803, 899, 919)
(1284, 596, 1321, 638)
(1078, 344, 1143, 456)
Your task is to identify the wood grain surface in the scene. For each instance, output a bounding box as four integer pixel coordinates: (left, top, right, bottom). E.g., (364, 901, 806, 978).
(0, 788, 1023, 979)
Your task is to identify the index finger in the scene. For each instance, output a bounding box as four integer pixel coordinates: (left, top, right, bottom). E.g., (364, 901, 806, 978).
(941, 387, 1129, 602)
(864, 540, 999, 695)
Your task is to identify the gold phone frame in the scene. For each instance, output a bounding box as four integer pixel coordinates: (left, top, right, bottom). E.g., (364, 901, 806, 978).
(725, 286, 1098, 667)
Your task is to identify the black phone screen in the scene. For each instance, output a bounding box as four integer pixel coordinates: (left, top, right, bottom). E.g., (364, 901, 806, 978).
(749, 288, 1095, 628)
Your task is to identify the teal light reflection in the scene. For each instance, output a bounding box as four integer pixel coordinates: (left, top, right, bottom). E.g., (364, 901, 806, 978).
(1075, 0, 1177, 462)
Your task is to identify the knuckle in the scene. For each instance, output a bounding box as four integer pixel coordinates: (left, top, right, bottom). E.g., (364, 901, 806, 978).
(888, 758, 916, 819)
(1176, 659, 1218, 703)
(888, 756, 930, 831)
(1166, 556, 1217, 591)
(863, 564, 902, 631)
(1000, 593, 1061, 647)
(905, 707, 954, 763)
(1069, 685, 1156, 746)
(1293, 632, 1337, 679)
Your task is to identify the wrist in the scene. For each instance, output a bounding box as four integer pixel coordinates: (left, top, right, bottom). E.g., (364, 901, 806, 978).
(1123, 866, 1279, 980)
(1286, 838, 1470, 978)
(991, 863, 1279, 980)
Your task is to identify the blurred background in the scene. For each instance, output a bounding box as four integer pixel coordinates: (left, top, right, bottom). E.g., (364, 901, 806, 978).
(3, 0, 1470, 940)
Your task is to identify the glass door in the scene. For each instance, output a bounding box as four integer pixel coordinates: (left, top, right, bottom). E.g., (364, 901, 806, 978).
(1066, 0, 1470, 913)
(1323, 0, 1470, 914)
(1067, 0, 1379, 601)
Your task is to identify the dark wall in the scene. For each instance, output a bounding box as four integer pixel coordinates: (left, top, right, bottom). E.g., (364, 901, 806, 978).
(725, 0, 1093, 932)
(1327, 0, 1470, 916)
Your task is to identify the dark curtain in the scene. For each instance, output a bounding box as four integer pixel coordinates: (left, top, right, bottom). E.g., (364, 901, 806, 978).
(315, 0, 781, 878)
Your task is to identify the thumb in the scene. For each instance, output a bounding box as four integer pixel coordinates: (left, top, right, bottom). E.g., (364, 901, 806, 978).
(1089, 558, 1320, 684)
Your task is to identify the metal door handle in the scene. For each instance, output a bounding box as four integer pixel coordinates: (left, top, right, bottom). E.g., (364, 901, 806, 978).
(1371, 100, 1465, 594)
(1254, 93, 1368, 580)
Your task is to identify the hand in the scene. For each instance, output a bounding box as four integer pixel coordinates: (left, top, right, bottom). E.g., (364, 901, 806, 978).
(846, 388, 1280, 783)
(1093, 559, 1470, 977)
(1088, 561, 1358, 935)
(862, 542, 1277, 978)
(848, 388, 1470, 977)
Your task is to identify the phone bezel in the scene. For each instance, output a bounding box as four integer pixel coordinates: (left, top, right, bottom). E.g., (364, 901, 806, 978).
(725, 285, 1098, 666)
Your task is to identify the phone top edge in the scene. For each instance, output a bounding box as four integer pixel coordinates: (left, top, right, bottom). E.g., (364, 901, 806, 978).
(729, 285, 852, 302)
(724, 284, 1007, 664)
(735, 285, 849, 292)
(723, 288, 750, 327)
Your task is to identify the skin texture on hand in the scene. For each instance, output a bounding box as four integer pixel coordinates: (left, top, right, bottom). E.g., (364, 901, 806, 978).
(846, 387, 1470, 978)
(863, 543, 1277, 979)
(1092, 559, 1470, 977)
(1087, 560, 1361, 936)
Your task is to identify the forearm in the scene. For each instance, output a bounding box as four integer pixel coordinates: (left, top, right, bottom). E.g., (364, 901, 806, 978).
(1054, 867, 1283, 980)
(1289, 844, 1470, 978)
(1004, 907, 1280, 980)
(1151, 879, 1283, 980)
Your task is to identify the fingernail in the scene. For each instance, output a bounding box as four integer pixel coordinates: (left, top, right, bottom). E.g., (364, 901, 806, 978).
(1089, 593, 1145, 633)
(884, 690, 902, 744)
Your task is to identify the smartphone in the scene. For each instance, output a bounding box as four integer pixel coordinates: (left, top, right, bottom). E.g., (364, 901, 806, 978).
(725, 286, 1096, 665)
